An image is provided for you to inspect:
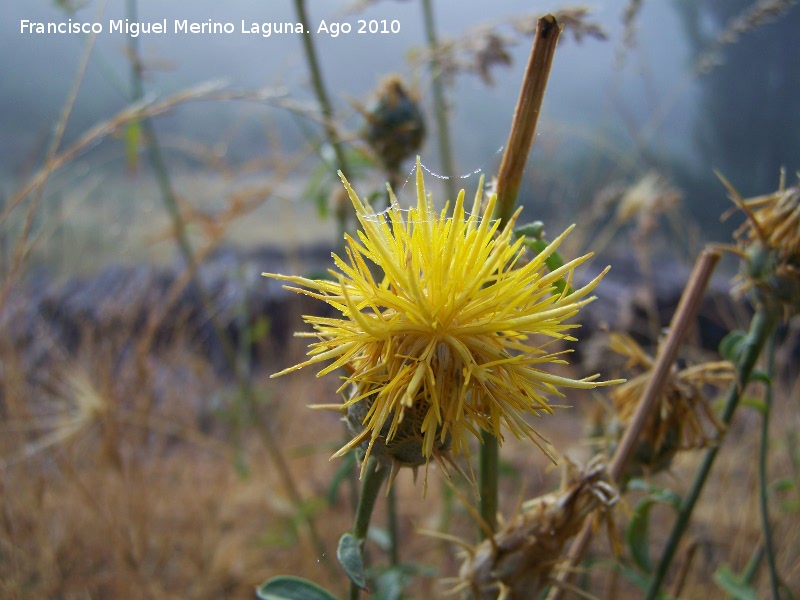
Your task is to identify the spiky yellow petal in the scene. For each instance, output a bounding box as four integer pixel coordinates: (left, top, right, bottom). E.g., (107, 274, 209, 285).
(264, 157, 620, 470)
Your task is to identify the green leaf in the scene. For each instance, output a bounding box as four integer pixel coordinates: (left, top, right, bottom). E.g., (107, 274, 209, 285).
(518, 237, 573, 296)
(371, 566, 408, 600)
(748, 370, 771, 386)
(626, 487, 682, 573)
(771, 477, 796, 493)
(326, 451, 356, 505)
(514, 221, 545, 239)
(255, 576, 338, 600)
(337, 533, 367, 590)
(649, 488, 682, 510)
(713, 564, 759, 600)
(626, 480, 682, 509)
(626, 499, 655, 573)
(368, 526, 391, 552)
(250, 316, 271, 343)
(780, 498, 800, 513)
(739, 396, 767, 414)
(300, 144, 377, 220)
(719, 330, 747, 362)
(368, 563, 437, 600)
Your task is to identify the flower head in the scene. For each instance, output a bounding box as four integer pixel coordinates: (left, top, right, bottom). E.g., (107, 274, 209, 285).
(362, 75, 425, 174)
(599, 333, 733, 481)
(264, 158, 618, 477)
(721, 171, 800, 315)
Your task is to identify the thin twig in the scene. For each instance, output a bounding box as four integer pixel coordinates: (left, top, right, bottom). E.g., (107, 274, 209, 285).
(421, 0, 457, 202)
(546, 248, 721, 600)
(1, 82, 284, 226)
(293, 0, 354, 243)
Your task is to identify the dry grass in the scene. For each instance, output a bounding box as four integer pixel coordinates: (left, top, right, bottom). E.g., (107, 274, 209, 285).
(2, 5, 799, 598)
(1, 302, 797, 599)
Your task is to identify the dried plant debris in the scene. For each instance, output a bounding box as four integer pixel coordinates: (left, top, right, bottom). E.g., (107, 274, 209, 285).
(621, 0, 644, 51)
(449, 457, 618, 600)
(514, 7, 608, 44)
(615, 172, 682, 235)
(468, 27, 516, 86)
(721, 171, 800, 314)
(598, 333, 733, 481)
(411, 7, 606, 86)
(695, 0, 797, 74)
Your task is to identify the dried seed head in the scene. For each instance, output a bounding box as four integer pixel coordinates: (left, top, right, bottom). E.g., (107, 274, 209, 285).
(468, 27, 515, 86)
(454, 458, 618, 599)
(411, 9, 605, 89)
(600, 333, 733, 481)
(615, 172, 681, 234)
(721, 172, 800, 316)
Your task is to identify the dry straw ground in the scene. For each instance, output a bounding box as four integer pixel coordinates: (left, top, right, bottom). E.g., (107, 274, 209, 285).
(1, 295, 797, 598)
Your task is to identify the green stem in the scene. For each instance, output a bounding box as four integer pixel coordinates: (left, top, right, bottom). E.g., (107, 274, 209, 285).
(438, 477, 454, 534)
(420, 0, 457, 202)
(387, 483, 400, 566)
(349, 457, 389, 600)
(645, 303, 779, 599)
(476, 16, 561, 540)
(479, 428, 499, 535)
(742, 544, 765, 584)
(759, 330, 780, 599)
(293, 0, 353, 243)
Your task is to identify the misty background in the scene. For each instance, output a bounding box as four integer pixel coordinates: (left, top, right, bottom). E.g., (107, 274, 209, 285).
(3, 0, 799, 272)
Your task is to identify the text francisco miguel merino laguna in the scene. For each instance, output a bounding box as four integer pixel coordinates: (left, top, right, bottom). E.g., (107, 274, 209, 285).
(20, 18, 315, 38)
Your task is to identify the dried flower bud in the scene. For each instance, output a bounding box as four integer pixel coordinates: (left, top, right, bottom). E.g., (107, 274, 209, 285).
(453, 458, 618, 599)
(721, 172, 800, 316)
(363, 75, 426, 173)
(600, 333, 732, 482)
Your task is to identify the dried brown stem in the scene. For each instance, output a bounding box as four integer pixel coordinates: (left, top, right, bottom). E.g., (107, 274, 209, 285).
(546, 248, 721, 600)
(494, 14, 562, 225)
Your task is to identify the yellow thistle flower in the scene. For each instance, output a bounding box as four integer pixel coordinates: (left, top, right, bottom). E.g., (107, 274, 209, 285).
(264, 158, 619, 476)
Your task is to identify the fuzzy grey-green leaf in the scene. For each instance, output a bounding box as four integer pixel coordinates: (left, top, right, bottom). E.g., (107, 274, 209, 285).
(337, 532, 367, 589)
(255, 576, 338, 600)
